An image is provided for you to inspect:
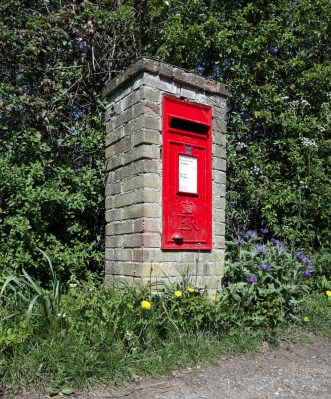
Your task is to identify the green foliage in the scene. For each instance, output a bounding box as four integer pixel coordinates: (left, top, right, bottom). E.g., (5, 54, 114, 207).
(1, 0, 330, 281)
(1, 253, 330, 393)
(0, 250, 61, 325)
(299, 292, 331, 340)
(0, 0, 169, 279)
(223, 231, 313, 327)
(156, 0, 331, 250)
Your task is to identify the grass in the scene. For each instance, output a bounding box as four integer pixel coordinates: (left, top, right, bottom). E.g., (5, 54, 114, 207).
(298, 292, 331, 340)
(1, 245, 330, 396)
(0, 324, 264, 394)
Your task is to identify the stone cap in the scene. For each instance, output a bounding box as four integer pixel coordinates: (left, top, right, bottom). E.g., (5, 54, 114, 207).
(102, 57, 231, 98)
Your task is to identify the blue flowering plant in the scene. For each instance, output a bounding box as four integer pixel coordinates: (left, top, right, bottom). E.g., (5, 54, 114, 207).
(223, 229, 313, 327)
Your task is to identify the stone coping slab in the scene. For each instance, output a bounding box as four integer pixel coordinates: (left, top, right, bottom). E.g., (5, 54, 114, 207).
(102, 57, 231, 98)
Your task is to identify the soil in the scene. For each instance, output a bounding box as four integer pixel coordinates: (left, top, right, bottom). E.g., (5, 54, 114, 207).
(6, 333, 331, 399)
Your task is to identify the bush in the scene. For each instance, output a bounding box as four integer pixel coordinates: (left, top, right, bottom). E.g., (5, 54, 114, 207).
(223, 229, 315, 327)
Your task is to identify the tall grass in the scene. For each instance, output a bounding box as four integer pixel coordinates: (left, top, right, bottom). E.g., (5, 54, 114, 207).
(0, 238, 330, 395)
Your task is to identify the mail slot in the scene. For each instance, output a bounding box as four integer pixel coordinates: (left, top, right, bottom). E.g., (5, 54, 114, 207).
(162, 96, 212, 250)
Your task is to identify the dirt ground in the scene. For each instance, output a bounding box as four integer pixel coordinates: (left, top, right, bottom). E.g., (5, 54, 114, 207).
(7, 333, 331, 399)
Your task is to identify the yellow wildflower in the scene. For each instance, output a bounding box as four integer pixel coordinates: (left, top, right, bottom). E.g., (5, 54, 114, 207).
(140, 300, 151, 310)
(187, 287, 194, 293)
(175, 290, 182, 298)
(303, 316, 310, 322)
(326, 290, 331, 297)
(212, 294, 219, 302)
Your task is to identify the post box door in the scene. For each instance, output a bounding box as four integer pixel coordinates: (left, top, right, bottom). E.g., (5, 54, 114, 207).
(162, 96, 212, 250)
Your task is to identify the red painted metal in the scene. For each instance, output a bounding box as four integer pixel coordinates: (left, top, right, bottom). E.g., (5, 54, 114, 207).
(162, 95, 212, 250)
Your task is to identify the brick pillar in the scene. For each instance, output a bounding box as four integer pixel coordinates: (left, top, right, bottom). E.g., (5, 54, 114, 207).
(103, 58, 229, 292)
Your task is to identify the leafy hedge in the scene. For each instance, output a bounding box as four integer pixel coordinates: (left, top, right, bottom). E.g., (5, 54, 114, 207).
(1, 0, 330, 280)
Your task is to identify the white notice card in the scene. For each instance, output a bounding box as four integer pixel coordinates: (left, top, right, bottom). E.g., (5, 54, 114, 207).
(179, 155, 197, 193)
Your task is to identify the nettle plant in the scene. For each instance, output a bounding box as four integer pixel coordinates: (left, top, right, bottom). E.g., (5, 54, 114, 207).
(224, 229, 313, 327)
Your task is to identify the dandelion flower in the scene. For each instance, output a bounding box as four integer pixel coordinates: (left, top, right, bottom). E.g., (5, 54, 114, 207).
(187, 287, 194, 293)
(212, 294, 219, 302)
(141, 300, 151, 310)
(175, 290, 182, 297)
(326, 291, 331, 297)
(303, 316, 310, 322)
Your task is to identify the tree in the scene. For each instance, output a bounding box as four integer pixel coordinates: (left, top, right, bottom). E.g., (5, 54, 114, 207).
(1, 0, 330, 281)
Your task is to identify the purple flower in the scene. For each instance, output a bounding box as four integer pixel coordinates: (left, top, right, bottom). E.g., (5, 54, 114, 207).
(306, 261, 314, 270)
(296, 251, 314, 269)
(236, 237, 245, 245)
(295, 251, 305, 261)
(260, 228, 269, 234)
(260, 264, 271, 271)
(256, 246, 268, 254)
(271, 238, 288, 251)
(303, 269, 312, 278)
(245, 230, 257, 239)
(246, 275, 257, 284)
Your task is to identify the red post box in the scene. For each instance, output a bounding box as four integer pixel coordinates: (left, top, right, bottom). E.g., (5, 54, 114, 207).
(162, 96, 212, 250)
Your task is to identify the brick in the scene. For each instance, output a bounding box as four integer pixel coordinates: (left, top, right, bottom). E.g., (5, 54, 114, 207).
(137, 248, 179, 263)
(122, 204, 144, 219)
(106, 136, 132, 158)
(114, 191, 142, 208)
(105, 208, 122, 222)
(144, 174, 161, 189)
(213, 133, 226, 148)
(123, 145, 160, 165)
(208, 263, 224, 276)
(105, 196, 115, 209)
(105, 235, 123, 248)
(214, 222, 226, 236)
(213, 182, 226, 197)
(124, 117, 140, 136)
(105, 182, 121, 197)
(105, 224, 114, 236)
(114, 107, 133, 128)
(142, 203, 161, 218)
(106, 275, 134, 288)
(213, 235, 225, 248)
(142, 233, 161, 248)
(113, 220, 134, 235)
(105, 249, 114, 261)
(114, 248, 133, 261)
(142, 86, 162, 103)
(122, 234, 143, 248)
(210, 250, 225, 263)
(212, 118, 227, 134)
(143, 101, 160, 116)
(142, 190, 160, 203)
(106, 153, 124, 172)
(213, 157, 227, 172)
(105, 262, 123, 275)
(112, 165, 135, 182)
(130, 159, 161, 175)
(132, 129, 161, 147)
(105, 107, 114, 122)
(136, 219, 161, 234)
(143, 74, 166, 92)
(213, 170, 226, 185)
(132, 249, 143, 262)
(122, 175, 144, 192)
(144, 114, 161, 131)
(212, 145, 226, 159)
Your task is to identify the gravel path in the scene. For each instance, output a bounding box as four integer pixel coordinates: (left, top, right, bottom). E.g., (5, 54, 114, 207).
(6, 334, 331, 399)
